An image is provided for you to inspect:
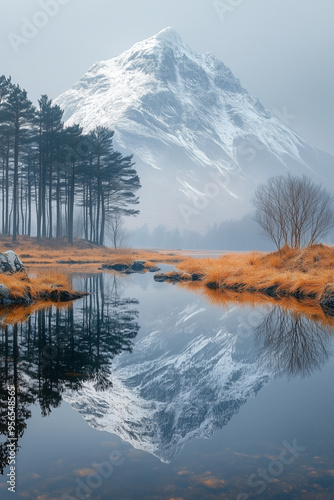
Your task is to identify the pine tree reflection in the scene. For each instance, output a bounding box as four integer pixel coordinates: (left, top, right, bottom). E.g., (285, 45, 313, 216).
(0, 324, 34, 474)
(0, 274, 139, 473)
(255, 306, 333, 377)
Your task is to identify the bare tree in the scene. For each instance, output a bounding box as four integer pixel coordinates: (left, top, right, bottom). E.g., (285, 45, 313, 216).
(253, 174, 334, 249)
(106, 212, 129, 249)
(254, 306, 332, 378)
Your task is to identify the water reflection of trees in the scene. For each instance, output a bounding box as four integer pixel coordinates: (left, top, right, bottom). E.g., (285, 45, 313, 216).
(0, 274, 139, 474)
(255, 306, 333, 377)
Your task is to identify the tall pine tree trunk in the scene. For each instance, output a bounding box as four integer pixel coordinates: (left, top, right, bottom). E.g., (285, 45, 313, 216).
(48, 162, 53, 238)
(12, 113, 19, 243)
(5, 141, 9, 235)
(37, 122, 42, 243)
(56, 170, 61, 238)
(99, 191, 105, 246)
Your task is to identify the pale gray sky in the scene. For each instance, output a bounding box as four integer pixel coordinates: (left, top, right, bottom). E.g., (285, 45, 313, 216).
(1, 0, 333, 154)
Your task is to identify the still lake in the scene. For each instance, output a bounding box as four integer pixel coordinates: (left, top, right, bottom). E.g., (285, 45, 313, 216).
(1, 268, 334, 499)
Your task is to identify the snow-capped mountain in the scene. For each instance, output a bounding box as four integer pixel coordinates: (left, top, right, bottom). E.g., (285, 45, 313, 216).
(63, 284, 271, 463)
(55, 28, 334, 231)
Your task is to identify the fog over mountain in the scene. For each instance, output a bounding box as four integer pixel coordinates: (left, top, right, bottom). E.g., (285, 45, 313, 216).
(55, 28, 334, 243)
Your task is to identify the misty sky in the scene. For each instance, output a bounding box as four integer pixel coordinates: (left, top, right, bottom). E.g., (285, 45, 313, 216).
(1, 0, 333, 155)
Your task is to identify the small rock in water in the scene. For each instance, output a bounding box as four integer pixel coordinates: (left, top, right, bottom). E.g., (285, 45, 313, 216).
(131, 260, 146, 271)
(191, 273, 204, 281)
(147, 266, 161, 272)
(154, 272, 192, 282)
(102, 263, 130, 271)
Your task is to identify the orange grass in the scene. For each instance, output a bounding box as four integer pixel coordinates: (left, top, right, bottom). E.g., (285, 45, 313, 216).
(0, 270, 77, 302)
(3, 236, 334, 310)
(176, 244, 334, 303)
(0, 236, 182, 271)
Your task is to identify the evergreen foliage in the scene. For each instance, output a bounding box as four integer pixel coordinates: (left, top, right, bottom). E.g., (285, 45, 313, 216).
(0, 76, 140, 245)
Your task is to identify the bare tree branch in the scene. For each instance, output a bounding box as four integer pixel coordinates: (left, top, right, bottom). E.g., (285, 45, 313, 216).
(252, 174, 334, 249)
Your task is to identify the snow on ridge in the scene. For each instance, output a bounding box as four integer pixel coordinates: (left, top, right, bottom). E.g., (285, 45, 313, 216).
(55, 28, 308, 163)
(54, 28, 334, 230)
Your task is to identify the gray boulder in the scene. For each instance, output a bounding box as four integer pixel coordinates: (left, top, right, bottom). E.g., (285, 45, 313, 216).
(0, 250, 25, 274)
(131, 260, 146, 271)
(102, 263, 130, 272)
(0, 284, 10, 300)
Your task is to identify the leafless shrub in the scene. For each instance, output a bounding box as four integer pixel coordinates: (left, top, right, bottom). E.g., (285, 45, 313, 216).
(253, 174, 334, 249)
(106, 212, 129, 249)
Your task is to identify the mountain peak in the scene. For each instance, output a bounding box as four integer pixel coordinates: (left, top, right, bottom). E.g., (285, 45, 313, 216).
(134, 27, 188, 54)
(54, 30, 334, 232)
(154, 27, 183, 44)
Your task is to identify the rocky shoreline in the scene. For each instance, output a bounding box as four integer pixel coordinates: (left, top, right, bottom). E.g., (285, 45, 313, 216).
(152, 270, 334, 317)
(3, 248, 334, 317)
(0, 250, 87, 305)
(101, 260, 161, 274)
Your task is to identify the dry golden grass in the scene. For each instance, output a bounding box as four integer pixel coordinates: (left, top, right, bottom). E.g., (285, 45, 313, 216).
(0, 235, 182, 271)
(3, 236, 334, 318)
(0, 270, 78, 303)
(102, 249, 181, 268)
(177, 244, 334, 303)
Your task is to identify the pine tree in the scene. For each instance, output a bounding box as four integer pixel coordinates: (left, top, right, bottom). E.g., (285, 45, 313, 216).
(0, 82, 36, 242)
(37, 96, 64, 240)
(0, 77, 141, 246)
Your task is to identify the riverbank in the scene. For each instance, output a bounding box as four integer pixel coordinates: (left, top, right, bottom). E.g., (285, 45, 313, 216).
(157, 244, 334, 315)
(1, 236, 183, 271)
(0, 236, 183, 305)
(3, 237, 334, 315)
(0, 270, 86, 305)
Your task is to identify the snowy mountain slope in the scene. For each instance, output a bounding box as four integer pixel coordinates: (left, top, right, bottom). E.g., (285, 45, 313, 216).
(55, 28, 334, 231)
(63, 297, 271, 463)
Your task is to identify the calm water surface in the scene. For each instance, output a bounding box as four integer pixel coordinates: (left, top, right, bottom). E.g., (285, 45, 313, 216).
(1, 269, 334, 499)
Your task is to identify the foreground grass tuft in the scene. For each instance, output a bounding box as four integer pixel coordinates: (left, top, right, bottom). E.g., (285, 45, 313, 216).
(0, 270, 84, 303)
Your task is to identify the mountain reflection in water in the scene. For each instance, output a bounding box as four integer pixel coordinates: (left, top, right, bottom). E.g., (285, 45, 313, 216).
(0, 272, 333, 471)
(0, 274, 139, 473)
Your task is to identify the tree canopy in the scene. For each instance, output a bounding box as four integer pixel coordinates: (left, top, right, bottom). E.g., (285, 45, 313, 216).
(0, 76, 140, 245)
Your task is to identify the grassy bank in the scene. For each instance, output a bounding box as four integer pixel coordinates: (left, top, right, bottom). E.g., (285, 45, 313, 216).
(0, 270, 86, 304)
(4, 237, 334, 315)
(1, 236, 182, 270)
(174, 244, 334, 303)
(0, 236, 182, 307)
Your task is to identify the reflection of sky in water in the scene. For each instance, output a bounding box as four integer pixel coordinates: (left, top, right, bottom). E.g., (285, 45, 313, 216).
(0, 271, 334, 499)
